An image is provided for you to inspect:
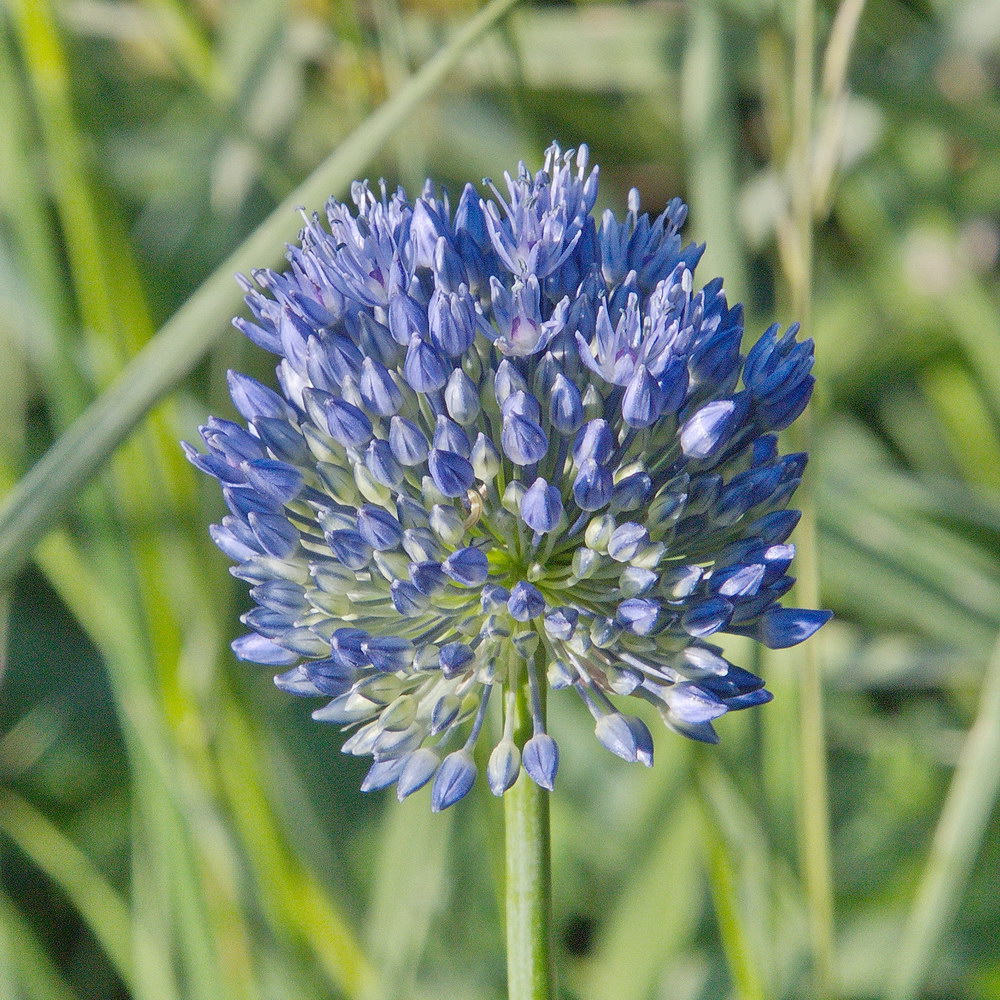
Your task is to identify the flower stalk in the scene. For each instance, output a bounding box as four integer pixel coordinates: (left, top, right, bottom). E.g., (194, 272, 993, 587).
(504, 655, 554, 1000)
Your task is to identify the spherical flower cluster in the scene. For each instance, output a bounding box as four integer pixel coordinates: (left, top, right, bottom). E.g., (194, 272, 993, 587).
(186, 144, 830, 810)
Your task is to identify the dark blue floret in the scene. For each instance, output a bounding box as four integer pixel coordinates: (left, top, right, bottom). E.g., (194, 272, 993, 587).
(403, 335, 449, 392)
(324, 398, 373, 448)
(443, 547, 489, 586)
(550, 373, 584, 433)
(388, 416, 429, 466)
(522, 733, 559, 790)
(573, 459, 613, 511)
(508, 581, 545, 621)
(521, 479, 563, 533)
(502, 414, 548, 465)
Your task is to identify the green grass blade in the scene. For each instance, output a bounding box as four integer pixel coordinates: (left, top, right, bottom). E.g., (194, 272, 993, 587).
(0, 793, 135, 992)
(364, 799, 453, 1000)
(0, 0, 521, 590)
(681, 0, 746, 301)
(217, 701, 377, 999)
(0, 889, 79, 1000)
(573, 791, 703, 1000)
(886, 632, 1000, 1000)
(696, 756, 773, 1000)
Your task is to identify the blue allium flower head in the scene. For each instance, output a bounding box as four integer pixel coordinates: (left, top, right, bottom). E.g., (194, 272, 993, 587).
(187, 144, 830, 809)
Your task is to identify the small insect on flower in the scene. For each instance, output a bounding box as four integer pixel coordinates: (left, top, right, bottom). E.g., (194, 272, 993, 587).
(185, 144, 830, 811)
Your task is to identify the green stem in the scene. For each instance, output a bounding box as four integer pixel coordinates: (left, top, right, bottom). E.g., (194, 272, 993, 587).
(789, 0, 837, 995)
(695, 759, 768, 1000)
(504, 664, 554, 1000)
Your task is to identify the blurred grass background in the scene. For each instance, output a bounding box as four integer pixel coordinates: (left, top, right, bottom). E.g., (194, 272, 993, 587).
(1, 0, 999, 998)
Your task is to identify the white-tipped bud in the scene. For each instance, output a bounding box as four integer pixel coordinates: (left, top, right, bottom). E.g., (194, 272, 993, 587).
(487, 739, 521, 796)
(471, 433, 501, 480)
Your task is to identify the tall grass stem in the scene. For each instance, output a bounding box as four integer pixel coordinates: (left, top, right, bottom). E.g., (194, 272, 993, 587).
(789, 0, 837, 995)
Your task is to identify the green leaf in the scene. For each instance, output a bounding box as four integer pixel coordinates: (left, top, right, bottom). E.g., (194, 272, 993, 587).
(886, 632, 1000, 1000)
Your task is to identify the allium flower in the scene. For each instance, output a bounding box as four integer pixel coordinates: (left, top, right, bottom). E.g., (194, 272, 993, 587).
(185, 144, 830, 811)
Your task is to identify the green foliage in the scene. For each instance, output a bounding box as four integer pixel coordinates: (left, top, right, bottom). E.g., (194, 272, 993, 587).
(1, 1, 999, 998)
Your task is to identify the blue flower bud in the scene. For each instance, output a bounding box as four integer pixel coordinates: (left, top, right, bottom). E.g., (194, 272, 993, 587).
(240, 459, 303, 506)
(520, 478, 564, 533)
(731, 607, 832, 649)
(406, 561, 445, 598)
(411, 199, 449, 267)
(428, 694, 461, 734)
(471, 433, 501, 480)
(607, 522, 649, 562)
(549, 373, 584, 433)
(508, 581, 545, 621)
(274, 665, 325, 697)
(356, 504, 403, 550)
(359, 357, 403, 416)
(750, 509, 801, 545)
(756, 377, 814, 432)
(433, 415, 471, 458)
(396, 748, 441, 800)
(360, 757, 407, 792)
(494, 358, 527, 405)
(388, 416, 429, 466)
(253, 417, 307, 464)
(481, 583, 511, 612)
(501, 414, 548, 465)
(681, 597, 734, 638)
(711, 563, 765, 598)
(439, 642, 476, 677)
(330, 627, 371, 667)
(616, 597, 660, 635)
(543, 606, 578, 641)
(501, 389, 542, 424)
(325, 397, 373, 448)
(227, 370, 294, 422)
(487, 740, 521, 796)
(403, 334, 449, 392)
(573, 459, 613, 511)
(303, 658, 356, 696)
(444, 368, 480, 425)
(387, 293, 428, 346)
(621, 365, 664, 428)
(680, 397, 744, 460)
(594, 713, 654, 766)
(326, 529, 373, 570)
(184, 443, 240, 484)
(434, 236, 467, 293)
(663, 683, 728, 726)
(431, 749, 477, 811)
(210, 521, 258, 561)
(232, 632, 298, 665)
(522, 733, 559, 790)
(248, 511, 299, 558)
(365, 438, 403, 487)
(402, 527, 442, 563)
(429, 285, 477, 357)
(610, 471, 653, 513)
(443, 546, 489, 586)
(363, 635, 415, 671)
(573, 419, 614, 464)
(428, 448, 475, 497)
